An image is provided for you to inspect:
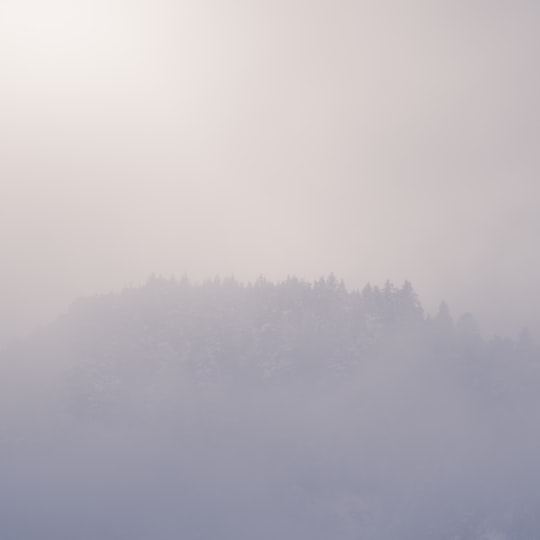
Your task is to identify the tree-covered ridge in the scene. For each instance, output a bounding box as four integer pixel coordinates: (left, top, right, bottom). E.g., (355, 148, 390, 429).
(55, 274, 535, 372)
(58, 274, 425, 380)
(17, 274, 529, 412)
(2, 276, 540, 540)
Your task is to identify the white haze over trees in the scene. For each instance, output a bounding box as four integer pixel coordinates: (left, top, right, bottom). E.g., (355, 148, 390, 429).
(1, 1, 540, 538)
(1, 0, 540, 344)
(1, 276, 539, 539)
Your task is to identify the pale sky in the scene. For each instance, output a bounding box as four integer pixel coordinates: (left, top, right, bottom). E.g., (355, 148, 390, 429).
(1, 0, 539, 344)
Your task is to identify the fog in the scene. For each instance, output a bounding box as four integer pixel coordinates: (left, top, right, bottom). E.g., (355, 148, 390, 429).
(1, 1, 540, 344)
(1, 2, 540, 537)
(1, 278, 539, 538)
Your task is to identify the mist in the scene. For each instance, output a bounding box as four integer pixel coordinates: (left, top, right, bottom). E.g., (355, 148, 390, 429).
(1, 1, 540, 538)
(1, 0, 540, 343)
(1, 277, 540, 539)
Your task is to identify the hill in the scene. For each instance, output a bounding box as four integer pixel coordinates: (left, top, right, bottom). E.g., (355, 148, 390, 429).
(1, 276, 539, 540)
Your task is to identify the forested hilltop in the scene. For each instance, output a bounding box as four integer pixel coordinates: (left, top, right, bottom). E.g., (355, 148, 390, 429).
(16, 274, 537, 381)
(1, 276, 540, 540)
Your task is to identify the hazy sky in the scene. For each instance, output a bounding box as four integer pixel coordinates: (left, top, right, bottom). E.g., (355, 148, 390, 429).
(1, 0, 539, 343)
